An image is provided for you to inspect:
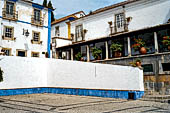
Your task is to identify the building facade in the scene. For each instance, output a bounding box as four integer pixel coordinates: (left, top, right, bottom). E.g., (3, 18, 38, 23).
(51, 11, 85, 58)
(54, 0, 170, 94)
(0, 0, 52, 58)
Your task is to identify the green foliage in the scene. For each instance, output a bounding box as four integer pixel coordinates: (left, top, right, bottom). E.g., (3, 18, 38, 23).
(0, 67, 3, 82)
(110, 42, 123, 52)
(162, 36, 170, 46)
(129, 58, 141, 67)
(91, 47, 102, 59)
(51, 12, 55, 22)
(43, 0, 47, 7)
(47, 1, 53, 9)
(132, 38, 146, 51)
(75, 52, 82, 61)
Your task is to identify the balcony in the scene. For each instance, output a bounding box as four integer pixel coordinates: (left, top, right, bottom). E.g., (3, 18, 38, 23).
(31, 15, 44, 27)
(108, 20, 128, 35)
(2, 8, 18, 21)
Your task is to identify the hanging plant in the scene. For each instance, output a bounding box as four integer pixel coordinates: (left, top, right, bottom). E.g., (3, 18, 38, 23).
(0, 67, 3, 82)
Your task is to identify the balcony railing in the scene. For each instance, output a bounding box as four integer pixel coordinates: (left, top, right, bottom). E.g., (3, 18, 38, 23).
(2, 8, 18, 21)
(31, 15, 44, 26)
(109, 20, 128, 35)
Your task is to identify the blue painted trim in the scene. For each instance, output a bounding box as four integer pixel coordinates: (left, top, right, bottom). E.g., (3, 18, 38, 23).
(32, 4, 44, 10)
(47, 9, 52, 58)
(0, 88, 144, 100)
(0, 16, 48, 28)
(68, 17, 76, 21)
(8, 0, 18, 2)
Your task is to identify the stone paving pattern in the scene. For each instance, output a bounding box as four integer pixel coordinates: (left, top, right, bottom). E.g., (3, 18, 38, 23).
(0, 94, 169, 113)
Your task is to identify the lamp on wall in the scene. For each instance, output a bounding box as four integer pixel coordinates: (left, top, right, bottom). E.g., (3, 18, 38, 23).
(23, 29, 30, 37)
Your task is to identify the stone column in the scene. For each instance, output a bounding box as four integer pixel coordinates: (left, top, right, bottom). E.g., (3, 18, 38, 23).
(105, 41, 109, 60)
(127, 37, 131, 57)
(154, 32, 159, 54)
(56, 51, 59, 59)
(87, 45, 90, 62)
(71, 48, 74, 61)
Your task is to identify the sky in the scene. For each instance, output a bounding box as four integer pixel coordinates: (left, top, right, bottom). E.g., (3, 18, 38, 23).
(33, 0, 126, 19)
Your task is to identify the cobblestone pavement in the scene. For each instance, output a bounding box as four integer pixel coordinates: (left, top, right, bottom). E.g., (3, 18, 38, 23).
(0, 94, 169, 113)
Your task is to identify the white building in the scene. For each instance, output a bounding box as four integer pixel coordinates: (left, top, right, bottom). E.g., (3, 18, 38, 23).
(0, 0, 52, 58)
(53, 0, 170, 60)
(70, 0, 170, 42)
(51, 11, 85, 58)
(53, 0, 170, 94)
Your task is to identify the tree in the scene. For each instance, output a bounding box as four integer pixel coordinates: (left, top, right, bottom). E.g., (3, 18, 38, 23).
(43, 0, 47, 7)
(48, 0, 55, 22)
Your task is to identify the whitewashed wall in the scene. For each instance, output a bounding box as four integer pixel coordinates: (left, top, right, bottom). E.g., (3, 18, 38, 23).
(55, 39, 72, 48)
(0, 0, 49, 58)
(0, 56, 144, 91)
(70, 0, 170, 41)
(0, 56, 47, 89)
(51, 20, 69, 38)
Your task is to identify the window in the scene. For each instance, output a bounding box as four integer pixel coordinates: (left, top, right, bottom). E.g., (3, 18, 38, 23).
(1, 48, 11, 56)
(32, 31, 40, 44)
(31, 52, 39, 57)
(55, 26, 60, 36)
(4, 26, 14, 39)
(142, 64, 153, 72)
(31, 9, 43, 26)
(162, 63, 170, 71)
(115, 13, 125, 28)
(2, 1, 18, 20)
(16, 50, 27, 57)
(75, 25, 83, 42)
(6, 1, 14, 15)
(34, 9, 40, 22)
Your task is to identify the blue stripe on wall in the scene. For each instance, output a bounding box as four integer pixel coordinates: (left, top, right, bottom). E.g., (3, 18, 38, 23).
(0, 87, 144, 100)
(32, 4, 44, 10)
(8, 0, 18, 2)
(47, 9, 52, 58)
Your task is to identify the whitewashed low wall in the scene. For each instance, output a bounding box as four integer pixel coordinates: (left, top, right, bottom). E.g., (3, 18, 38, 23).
(0, 57, 47, 89)
(0, 56, 144, 91)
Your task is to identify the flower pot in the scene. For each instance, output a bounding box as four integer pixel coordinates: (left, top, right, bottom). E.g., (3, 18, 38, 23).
(168, 46, 170, 50)
(114, 51, 122, 58)
(97, 56, 101, 60)
(136, 61, 141, 67)
(80, 57, 84, 61)
(140, 47, 147, 54)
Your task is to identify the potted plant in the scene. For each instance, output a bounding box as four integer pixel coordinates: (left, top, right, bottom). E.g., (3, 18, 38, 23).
(162, 36, 170, 50)
(110, 42, 123, 58)
(132, 38, 147, 54)
(75, 52, 83, 61)
(91, 47, 102, 60)
(129, 58, 142, 67)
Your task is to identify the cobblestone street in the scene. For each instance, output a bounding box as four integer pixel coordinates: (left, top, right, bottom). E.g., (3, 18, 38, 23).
(0, 94, 169, 113)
